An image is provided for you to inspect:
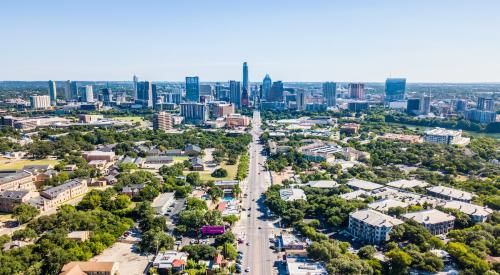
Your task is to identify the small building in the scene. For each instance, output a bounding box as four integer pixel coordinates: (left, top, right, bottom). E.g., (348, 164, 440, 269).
(184, 144, 202, 156)
(60, 261, 119, 275)
(0, 171, 35, 192)
(152, 251, 188, 273)
(340, 123, 360, 134)
(164, 149, 184, 156)
(142, 156, 174, 169)
(306, 180, 338, 189)
(279, 188, 307, 202)
(190, 157, 204, 171)
(285, 256, 328, 275)
(82, 151, 116, 162)
(278, 234, 306, 251)
(348, 209, 403, 244)
(346, 178, 383, 191)
(427, 186, 474, 203)
(121, 184, 146, 197)
(67, 231, 91, 242)
(214, 180, 240, 194)
(402, 209, 455, 235)
(151, 192, 175, 215)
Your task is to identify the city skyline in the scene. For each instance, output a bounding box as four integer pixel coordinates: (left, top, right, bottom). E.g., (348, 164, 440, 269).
(1, 0, 500, 82)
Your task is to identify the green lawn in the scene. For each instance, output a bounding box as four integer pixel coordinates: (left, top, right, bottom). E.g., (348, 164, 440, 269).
(173, 156, 189, 163)
(184, 162, 238, 181)
(0, 158, 59, 170)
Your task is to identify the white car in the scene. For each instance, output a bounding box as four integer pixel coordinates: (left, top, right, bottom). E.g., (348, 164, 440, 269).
(245, 267, 250, 272)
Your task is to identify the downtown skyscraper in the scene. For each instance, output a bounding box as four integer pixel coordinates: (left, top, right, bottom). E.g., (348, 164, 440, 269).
(48, 80, 57, 106)
(262, 74, 272, 101)
(229, 80, 241, 109)
(241, 62, 249, 107)
(136, 81, 153, 108)
(133, 75, 139, 100)
(385, 78, 406, 102)
(349, 83, 365, 99)
(322, 82, 337, 107)
(185, 76, 200, 102)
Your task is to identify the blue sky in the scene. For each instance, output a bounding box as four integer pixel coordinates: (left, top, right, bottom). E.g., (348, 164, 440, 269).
(1, 0, 500, 82)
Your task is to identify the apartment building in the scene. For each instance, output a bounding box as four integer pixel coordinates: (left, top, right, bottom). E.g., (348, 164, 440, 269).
(348, 209, 403, 244)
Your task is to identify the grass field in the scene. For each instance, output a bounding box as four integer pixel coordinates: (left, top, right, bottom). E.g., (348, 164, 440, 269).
(173, 156, 189, 163)
(184, 162, 238, 181)
(0, 158, 59, 170)
(385, 122, 500, 140)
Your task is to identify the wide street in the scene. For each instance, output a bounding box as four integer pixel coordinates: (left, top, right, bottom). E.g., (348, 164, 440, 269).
(234, 110, 280, 275)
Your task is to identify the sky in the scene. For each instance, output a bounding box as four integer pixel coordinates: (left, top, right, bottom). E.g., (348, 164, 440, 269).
(1, 0, 500, 82)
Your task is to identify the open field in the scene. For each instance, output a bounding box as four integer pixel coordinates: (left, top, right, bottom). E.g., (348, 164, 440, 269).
(185, 162, 238, 181)
(173, 156, 189, 163)
(0, 158, 59, 170)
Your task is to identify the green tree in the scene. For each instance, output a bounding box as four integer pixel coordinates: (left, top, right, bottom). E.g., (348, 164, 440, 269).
(211, 168, 228, 178)
(13, 204, 40, 224)
(385, 249, 412, 275)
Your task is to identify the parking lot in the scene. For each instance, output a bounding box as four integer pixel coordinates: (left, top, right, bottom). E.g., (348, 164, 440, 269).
(91, 242, 149, 275)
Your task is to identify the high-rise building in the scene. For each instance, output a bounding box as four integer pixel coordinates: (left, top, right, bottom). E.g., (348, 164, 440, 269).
(185, 76, 200, 102)
(152, 84, 158, 108)
(136, 81, 153, 108)
(242, 62, 249, 107)
(455, 100, 468, 112)
(48, 80, 57, 106)
(269, 81, 284, 102)
(477, 97, 494, 111)
(215, 83, 229, 101)
(180, 102, 208, 125)
(70, 81, 79, 100)
(296, 89, 307, 111)
(102, 88, 113, 106)
(229, 81, 242, 109)
(64, 81, 71, 100)
(81, 85, 94, 103)
(322, 82, 337, 106)
(349, 83, 364, 99)
(199, 84, 212, 97)
(262, 74, 272, 101)
(30, 95, 51, 109)
(153, 111, 173, 131)
(406, 98, 421, 115)
(420, 95, 431, 115)
(385, 78, 406, 102)
(133, 75, 139, 100)
(464, 109, 496, 124)
(164, 90, 182, 104)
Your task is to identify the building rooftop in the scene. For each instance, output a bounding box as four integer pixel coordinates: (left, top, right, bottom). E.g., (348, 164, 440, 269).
(41, 179, 86, 199)
(427, 186, 474, 201)
(424, 128, 462, 137)
(340, 190, 368, 200)
(280, 188, 307, 202)
(307, 180, 339, 189)
(0, 171, 32, 185)
(347, 178, 383, 191)
(0, 189, 30, 199)
(286, 256, 328, 275)
(387, 179, 429, 189)
(152, 251, 188, 269)
(60, 261, 118, 275)
(368, 199, 408, 212)
(350, 209, 404, 227)
(402, 209, 455, 225)
(439, 200, 493, 217)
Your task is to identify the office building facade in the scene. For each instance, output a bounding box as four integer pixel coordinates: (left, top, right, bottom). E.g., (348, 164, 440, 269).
(323, 82, 337, 106)
(30, 95, 51, 109)
(70, 81, 79, 100)
(269, 81, 284, 102)
(229, 80, 242, 109)
(48, 80, 57, 106)
(385, 78, 406, 102)
(81, 85, 94, 103)
(102, 88, 113, 106)
(64, 80, 71, 100)
(242, 62, 249, 107)
(477, 97, 494, 111)
(185, 76, 200, 102)
(262, 74, 272, 101)
(180, 102, 208, 125)
(136, 81, 153, 108)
